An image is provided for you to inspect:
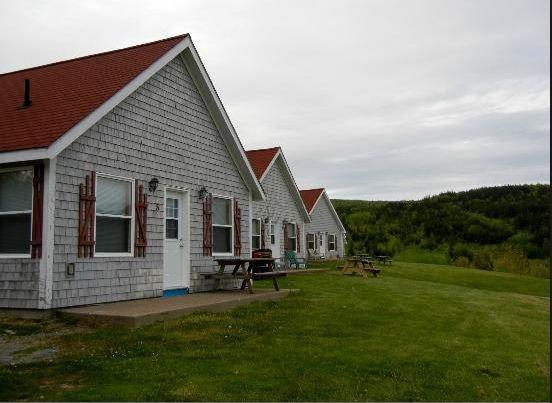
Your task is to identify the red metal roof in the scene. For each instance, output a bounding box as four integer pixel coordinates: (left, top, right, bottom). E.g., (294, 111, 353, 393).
(245, 147, 280, 180)
(300, 188, 325, 214)
(0, 34, 188, 153)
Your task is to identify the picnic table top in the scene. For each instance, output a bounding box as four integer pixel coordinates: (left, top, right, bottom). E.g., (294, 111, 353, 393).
(214, 257, 276, 263)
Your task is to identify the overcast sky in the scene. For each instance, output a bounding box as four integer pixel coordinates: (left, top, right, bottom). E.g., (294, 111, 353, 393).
(1, 0, 549, 200)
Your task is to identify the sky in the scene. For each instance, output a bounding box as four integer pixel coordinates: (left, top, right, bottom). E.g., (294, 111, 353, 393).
(1, 0, 549, 200)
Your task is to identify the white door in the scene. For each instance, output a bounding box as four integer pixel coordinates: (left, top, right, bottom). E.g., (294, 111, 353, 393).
(163, 190, 190, 290)
(269, 222, 280, 258)
(319, 233, 326, 257)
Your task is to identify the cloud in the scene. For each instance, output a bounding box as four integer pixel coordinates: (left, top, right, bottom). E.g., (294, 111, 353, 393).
(0, 0, 549, 200)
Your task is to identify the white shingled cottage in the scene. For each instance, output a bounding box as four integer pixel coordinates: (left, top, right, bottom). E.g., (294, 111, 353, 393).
(0, 35, 266, 309)
(245, 147, 311, 262)
(300, 188, 347, 259)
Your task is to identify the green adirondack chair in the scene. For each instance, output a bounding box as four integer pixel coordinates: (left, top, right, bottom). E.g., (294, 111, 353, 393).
(285, 250, 308, 269)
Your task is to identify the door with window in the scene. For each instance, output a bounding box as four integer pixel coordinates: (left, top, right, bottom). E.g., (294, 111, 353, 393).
(269, 221, 279, 258)
(319, 233, 326, 256)
(163, 190, 190, 291)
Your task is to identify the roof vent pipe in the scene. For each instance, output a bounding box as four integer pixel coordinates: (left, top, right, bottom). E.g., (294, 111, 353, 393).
(22, 78, 31, 108)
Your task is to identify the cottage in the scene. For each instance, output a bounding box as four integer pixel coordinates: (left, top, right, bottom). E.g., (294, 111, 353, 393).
(300, 188, 346, 259)
(245, 147, 310, 261)
(0, 34, 266, 309)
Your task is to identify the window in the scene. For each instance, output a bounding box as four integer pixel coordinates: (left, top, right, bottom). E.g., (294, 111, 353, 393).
(286, 223, 297, 251)
(270, 223, 276, 245)
(307, 233, 315, 250)
(252, 219, 261, 250)
(165, 197, 179, 239)
(213, 197, 233, 254)
(95, 175, 133, 254)
(0, 167, 33, 255)
(328, 234, 336, 251)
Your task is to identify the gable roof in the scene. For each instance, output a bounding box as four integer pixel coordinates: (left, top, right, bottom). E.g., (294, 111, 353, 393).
(0, 35, 265, 200)
(245, 147, 280, 180)
(300, 188, 325, 214)
(300, 188, 346, 232)
(246, 146, 310, 222)
(0, 35, 187, 153)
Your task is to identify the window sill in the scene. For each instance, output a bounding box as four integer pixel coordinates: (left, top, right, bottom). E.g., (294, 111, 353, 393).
(0, 254, 32, 259)
(212, 252, 235, 257)
(93, 252, 134, 258)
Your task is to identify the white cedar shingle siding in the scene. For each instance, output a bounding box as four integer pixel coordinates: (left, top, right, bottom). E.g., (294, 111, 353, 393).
(306, 196, 345, 257)
(0, 259, 40, 308)
(252, 158, 306, 258)
(49, 56, 250, 308)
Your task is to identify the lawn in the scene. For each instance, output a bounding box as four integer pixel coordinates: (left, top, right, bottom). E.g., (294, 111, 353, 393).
(0, 261, 549, 401)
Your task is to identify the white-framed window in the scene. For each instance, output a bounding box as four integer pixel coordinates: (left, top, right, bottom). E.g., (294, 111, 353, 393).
(212, 196, 233, 255)
(252, 218, 261, 250)
(307, 233, 315, 250)
(328, 234, 336, 251)
(0, 167, 33, 257)
(94, 174, 134, 256)
(286, 222, 297, 251)
(165, 197, 179, 239)
(270, 222, 276, 245)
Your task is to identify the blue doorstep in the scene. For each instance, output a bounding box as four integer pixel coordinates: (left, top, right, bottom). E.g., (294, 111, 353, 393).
(163, 288, 189, 298)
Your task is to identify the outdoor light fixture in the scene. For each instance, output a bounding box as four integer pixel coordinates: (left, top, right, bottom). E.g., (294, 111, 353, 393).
(264, 217, 270, 224)
(198, 186, 208, 200)
(148, 177, 159, 193)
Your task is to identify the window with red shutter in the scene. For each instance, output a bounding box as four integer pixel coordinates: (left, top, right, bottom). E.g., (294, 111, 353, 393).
(134, 183, 147, 257)
(31, 164, 44, 259)
(234, 200, 241, 256)
(203, 194, 213, 256)
(78, 172, 96, 258)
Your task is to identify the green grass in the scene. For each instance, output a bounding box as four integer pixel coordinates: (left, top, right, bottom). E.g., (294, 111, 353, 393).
(0, 262, 549, 401)
(393, 246, 450, 265)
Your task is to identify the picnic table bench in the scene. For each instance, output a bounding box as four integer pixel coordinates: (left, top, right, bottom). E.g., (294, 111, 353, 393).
(342, 257, 381, 278)
(202, 258, 284, 293)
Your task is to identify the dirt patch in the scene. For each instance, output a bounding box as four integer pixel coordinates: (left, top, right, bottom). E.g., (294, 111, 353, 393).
(0, 315, 89, 366)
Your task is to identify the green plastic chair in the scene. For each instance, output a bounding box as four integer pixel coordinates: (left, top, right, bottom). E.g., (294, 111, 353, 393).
(285, 250, 308, 269)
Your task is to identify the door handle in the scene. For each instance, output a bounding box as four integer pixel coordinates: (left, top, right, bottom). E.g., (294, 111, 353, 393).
(178, 238, 184, 248)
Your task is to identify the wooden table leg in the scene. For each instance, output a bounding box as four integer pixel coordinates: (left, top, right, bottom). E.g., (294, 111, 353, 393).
(269, 261, 280, 291)
(214, 264, 225, 291)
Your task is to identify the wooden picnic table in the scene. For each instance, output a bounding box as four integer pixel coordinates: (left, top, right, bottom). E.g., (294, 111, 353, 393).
(212, 257, 283, 293)
(342, 257, 380, 278)
(375, 255, 393, 265)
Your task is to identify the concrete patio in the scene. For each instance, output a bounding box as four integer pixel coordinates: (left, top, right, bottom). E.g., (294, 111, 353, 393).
(60, 289, 296, 327)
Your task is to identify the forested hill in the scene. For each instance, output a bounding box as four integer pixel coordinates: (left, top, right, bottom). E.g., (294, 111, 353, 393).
(332, 184, 550, 264)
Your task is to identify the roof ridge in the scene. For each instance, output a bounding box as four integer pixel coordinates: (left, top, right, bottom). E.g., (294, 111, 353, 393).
(245, 146, 281, 153)
(0, 34, 188, 76)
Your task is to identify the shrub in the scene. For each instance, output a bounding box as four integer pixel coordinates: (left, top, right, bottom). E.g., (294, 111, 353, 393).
(472, 248, 494, 270)
(449, 242, 474, 261)
(452, 256, 471, 268)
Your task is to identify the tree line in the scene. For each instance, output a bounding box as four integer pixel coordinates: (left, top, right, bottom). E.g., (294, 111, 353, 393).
(332, 184, 550, 276)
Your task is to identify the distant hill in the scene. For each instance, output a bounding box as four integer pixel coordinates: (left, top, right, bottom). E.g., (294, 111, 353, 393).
(332, 184, 550, 274)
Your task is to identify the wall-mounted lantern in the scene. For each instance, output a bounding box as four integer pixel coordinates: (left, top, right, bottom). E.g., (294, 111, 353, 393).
(148, 177, 159, 193)
(198, 186, 208, 200)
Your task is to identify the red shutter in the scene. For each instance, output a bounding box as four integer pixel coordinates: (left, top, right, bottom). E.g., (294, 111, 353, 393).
(30, 164, 44, 259)
(203, 194, 213, 256)
(234, 200, 241, 256)
(283, 223, 288, 252)
(78, 171, 96, 258)
(134, 184, 147, 257)
(296, 224, 301, 253)
(260, 222, 266, 249)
